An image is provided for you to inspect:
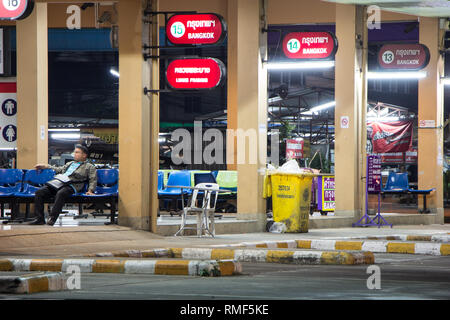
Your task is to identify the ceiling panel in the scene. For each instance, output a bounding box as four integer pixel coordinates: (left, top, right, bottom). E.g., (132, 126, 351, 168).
(323, 0, 450, 17)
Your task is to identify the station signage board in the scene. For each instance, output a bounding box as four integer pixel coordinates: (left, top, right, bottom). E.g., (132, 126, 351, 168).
(286, 139, 304, 159)
(282, 32, 338, 60)
(166, 58, 226, 90)
(0, 82, 17, 149)
(166, 13, 226, 45)
(317, 176, 335, 211)
(0, 0, 34, 20)
(378, 43, 430, 70)
(367, 154, 381, 193)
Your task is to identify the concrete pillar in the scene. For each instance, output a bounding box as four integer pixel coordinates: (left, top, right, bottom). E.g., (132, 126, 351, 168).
(118, 0, 157, 230)
(226, 0, 238, 170)
(16, 3, 48, 169)
(418, 18, 444, 221)
(229, 0, 268, 228)
(334, 5, 367, 218)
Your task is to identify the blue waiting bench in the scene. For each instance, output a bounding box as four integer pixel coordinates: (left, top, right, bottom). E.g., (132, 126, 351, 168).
(381, 172, 434, 213)
(0, 168, 118, 224)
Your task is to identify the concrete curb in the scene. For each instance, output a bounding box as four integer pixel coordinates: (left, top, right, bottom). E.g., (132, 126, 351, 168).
(211, 239, 450, 256)
(170, 247, 375, 265)
(85, 247, 374, 265)
(5, 258, 241, 277)
(331, 234, 450, 243)
(0, 272, 67, 294)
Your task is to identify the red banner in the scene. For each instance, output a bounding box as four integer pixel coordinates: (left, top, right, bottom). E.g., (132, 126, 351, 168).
(166, 58, 225, 90)
(367, 121, 413, 154)
(378, 44, 430, 70)
(286, 139, 304, 159)
(166, 13, 225, 45)
(282, 32, 337, 60)
(405, 147, 418, 164)
(0, 0, 33, 20)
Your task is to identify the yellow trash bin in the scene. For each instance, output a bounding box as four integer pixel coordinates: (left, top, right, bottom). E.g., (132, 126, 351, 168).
(264, 172, 314, 233)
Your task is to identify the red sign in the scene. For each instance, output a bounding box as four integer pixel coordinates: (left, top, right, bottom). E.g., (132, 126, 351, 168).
(381, 153, 404, 164)
(286, 139, 304, 159)
(378, 44, 430, 70)
(166, 58, 226, 90)
(367, 120, 413, 154)
(405, 147, 418, 164)
(282, 32, 338, 59)
(166, 13, 226, 45)
(0, 0, 33, 20)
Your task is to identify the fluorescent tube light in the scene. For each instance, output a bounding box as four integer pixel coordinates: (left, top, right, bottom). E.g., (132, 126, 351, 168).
(48, 129, 81, 132)
(267, 61, 335, 70)
(110, 68, 120, 78)
(51, 133, 81, 140)
(367, 71, 427, 80)
(441, 78, 450, 85)
(302, 101, 336, 115)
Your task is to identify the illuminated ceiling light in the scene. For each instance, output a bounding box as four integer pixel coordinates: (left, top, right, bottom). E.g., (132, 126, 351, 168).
(48, 129, 81, 132)
(267, 61, 335, 70)
(302, 101, 336, 115)
(367, 116, 400, 122)
(367, 71, 427, 80)
(110, 68, 120, 78)
(51, 133, 81, 140)
(441, 78, 450, 85)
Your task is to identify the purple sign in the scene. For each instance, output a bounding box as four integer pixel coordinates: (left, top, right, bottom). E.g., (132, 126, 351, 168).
(317, 176, 335, 211)
(367, 154, 382, 193)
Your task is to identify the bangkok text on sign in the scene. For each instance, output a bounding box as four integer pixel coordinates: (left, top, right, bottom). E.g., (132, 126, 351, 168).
(378, 43, 430, 70)
(282, 32, 338, 60)
(166, 13, 226, 45)
(165, 58, 226, 90)
(0, 0, 34, 20)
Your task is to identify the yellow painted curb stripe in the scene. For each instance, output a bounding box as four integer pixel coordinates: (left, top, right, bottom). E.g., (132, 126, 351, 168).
(26, 277, 49, 294)
(387, 243, 415, 254)
(30, 259, 63, 272)
(217, 261, 237, 276)
(276, 242, 289, 249)
(296, 240, 312, 249)
(441, 244, 450, 256)
(335, 241, 363, 251)
(0, 259, 12, 271)
(92, 260, 126, 273)
(169, 248, 183, 258)
(407, 235, 432, 242)
(211, 249, 235, 260)
(266, 250, 295, 263)
(320, 252, 354, 265)
(155, 260, 190, 275)
(255, 243, 268, 248)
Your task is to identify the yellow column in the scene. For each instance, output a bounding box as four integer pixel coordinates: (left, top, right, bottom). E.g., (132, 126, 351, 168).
(16, 3, 48, 169)
(418, 18, 444, 221)
(118, 0, 156, 230)
(226, 0, 238, 170)
(334, 5, 367, 218)
(230, 0, 267, 228)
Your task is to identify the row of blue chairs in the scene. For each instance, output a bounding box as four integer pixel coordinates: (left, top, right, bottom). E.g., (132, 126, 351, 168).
(0, 168, 119, 222)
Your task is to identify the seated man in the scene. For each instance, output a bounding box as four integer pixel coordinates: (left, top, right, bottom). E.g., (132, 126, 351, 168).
(29, 144, 97, 226)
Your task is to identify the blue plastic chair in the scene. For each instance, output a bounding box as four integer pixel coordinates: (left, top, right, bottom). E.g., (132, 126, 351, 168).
(382, 172, 409, 193)
(158, 171, 164, 191)
(158, 170, 192, 197)
(0, 169, 24, 196)
(14, 169, 55, 198)
(83, 169, 119, 198)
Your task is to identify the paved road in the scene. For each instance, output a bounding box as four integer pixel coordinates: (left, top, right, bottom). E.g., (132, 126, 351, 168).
(1, 253, 449, 300)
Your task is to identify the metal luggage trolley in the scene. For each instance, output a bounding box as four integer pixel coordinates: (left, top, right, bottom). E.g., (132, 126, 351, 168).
(171, 183, 227, 237)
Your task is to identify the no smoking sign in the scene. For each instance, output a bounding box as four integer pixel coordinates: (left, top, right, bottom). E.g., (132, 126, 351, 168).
(340, 116, 349, 129)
